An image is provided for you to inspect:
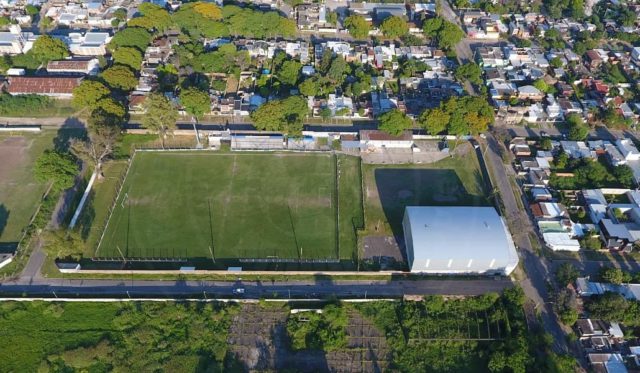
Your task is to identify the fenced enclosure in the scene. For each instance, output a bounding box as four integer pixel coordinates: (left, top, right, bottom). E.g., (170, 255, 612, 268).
(91, 151, 363, 270)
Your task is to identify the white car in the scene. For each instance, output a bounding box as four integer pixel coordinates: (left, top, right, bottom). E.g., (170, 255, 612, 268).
(232, 288, 245, 295)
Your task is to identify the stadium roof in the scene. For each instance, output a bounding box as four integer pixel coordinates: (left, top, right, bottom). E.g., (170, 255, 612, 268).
(404, 206, 518, 274)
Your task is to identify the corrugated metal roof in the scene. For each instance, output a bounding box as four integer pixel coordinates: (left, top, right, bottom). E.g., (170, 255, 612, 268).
(404, 206, 518, 274)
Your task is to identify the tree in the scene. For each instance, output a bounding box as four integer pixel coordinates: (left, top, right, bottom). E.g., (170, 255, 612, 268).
(378, 109, 412, 136)
(423, 17, 464, 50)
(613, 165, 635, 188)
(127, 3, 172, 31)
(141, 93, 178, 149)
(192, 2, 222, 19)
(112, 47, 143, 71)
(549, 57, 563, 68)
(566, 114, 588, 141)
(344, 15, 369, 39)
(25, 4, 39, 16)
(454, 62, 482, 85)
(533, 78, 551, 94)
(418, 107, 449, 135)
(586, 292, 631, 322)
(380, 16, 409, 38)
(70, 115, 121, 176)
(42, 230, 84, 260)
(540, 137, 552, 151)
(277, 60, 302, 86)
(299, 78, 320, 97)
(34, 150, 78, 191)
(320, 107, 332, 121)
(326, 11, 338, 25)
(327, 57, 349, 83)
(555, 263, 579, 287)
(250, 96, 308, 135)
(599, 267, 627, 284)
(72, 80, 110, 109)
(31, 35, 69, 63)
(94, 97, 126, 119)
(180, 88, 211, 120)
(108, 27, 152, 52)
(101, 65, 137, 91)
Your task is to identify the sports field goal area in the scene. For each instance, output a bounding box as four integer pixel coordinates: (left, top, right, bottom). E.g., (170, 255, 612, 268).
(96, 151, 362, 263)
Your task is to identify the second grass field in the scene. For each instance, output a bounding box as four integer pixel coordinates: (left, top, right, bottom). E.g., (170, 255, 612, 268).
(98, 152, 362, 261)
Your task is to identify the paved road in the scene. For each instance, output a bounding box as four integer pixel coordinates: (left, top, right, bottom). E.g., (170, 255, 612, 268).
(482, 133, 568, 354)
(0, 277, 513, 299)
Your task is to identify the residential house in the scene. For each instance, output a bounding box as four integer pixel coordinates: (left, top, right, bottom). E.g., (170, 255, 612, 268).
(0, 25, 36, 54)
(560, 141, 594, 159)
(68, 32, 111, 56)
(616, 139, 640, 161)
(517, 85, 544, 101)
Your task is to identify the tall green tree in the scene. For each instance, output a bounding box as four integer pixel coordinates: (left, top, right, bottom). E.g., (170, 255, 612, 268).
(34, 150, 78, 191)
(344, 15, 370, 39)
(71, 80, 110, 109)
(112, 47, 143, 71)
(141, 93, 178, 149)
(555, 263, 579, 287)
(380, 16, 409, 38)
(101, 65, 137, 91)
(277, 60, 302, 86)
(180, 88, 211, 120)
(418, 107, 449, 135)
(250, 96, 308, 135)
(378, 109, 412, 136)
(454, 62, 482, 85)
(31, 35, 69, 63)
(108, 27, 152, 52)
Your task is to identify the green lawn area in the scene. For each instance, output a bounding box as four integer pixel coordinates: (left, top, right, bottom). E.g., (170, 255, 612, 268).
(0, 301, 237, 372)
(0, 131, 58, 249)
(362, 151, 490, 237)
(97, 152, 361, 262)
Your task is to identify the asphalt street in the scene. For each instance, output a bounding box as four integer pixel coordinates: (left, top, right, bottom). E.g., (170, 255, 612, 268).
(0, 277, 513, 299)
(483, 133, 569, 354)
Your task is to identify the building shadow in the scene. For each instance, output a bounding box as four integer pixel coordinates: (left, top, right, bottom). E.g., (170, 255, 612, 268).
(374, 168, 486, 243)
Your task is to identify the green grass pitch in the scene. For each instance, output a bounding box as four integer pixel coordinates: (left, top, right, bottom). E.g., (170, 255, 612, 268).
(97, 152, 361, 261)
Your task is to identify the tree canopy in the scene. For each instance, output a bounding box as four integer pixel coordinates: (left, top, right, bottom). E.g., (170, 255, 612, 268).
(141, 93, 178, 149)
(277, 60, 302, 86)
(566, 114, 588, 141)
(423, 17, 464, 50)
(127, 3, 172, 31)
(250, 96, 308, 135)
(108, 27, 152, 52)
(31, 35, 69, 63)
(380, 16, 409, 39)
(419, 96, 494, 135)
(378, 109, 413, 136)
(33, 150, 78, 191)
(344, 15, 370, 39)
(180, 88, 211, 119)
(454, 62, 482, 85)
(101, 65, 138, 91)
(72, 80, 110, 109)
(112, 47, 143, 71)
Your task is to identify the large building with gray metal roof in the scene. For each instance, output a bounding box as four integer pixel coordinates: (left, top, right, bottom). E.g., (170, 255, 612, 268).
(402, 206, 519, 275)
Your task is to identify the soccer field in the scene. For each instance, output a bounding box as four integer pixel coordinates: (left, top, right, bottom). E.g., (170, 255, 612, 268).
(97, 152, 361, 262)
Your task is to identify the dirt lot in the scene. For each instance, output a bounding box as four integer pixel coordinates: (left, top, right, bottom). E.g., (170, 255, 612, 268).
(0, 132, 55, 247)
(227, 304, 390, 372)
